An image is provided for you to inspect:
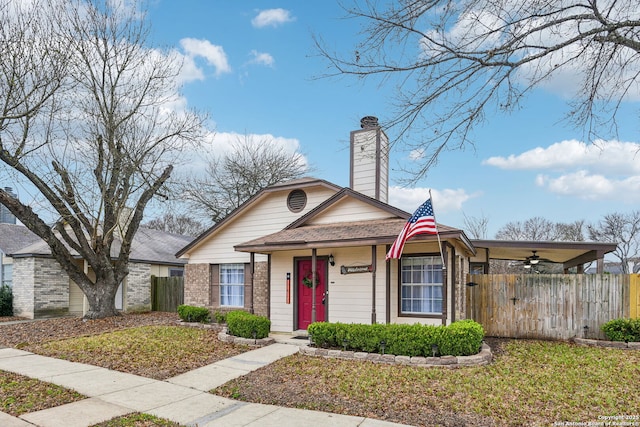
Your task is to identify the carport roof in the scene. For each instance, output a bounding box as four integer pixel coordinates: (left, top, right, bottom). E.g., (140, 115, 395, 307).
(471, 239, 618, 269)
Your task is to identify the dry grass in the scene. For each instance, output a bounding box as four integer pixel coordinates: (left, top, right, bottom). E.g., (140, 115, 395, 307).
(214, 339, 640, 427)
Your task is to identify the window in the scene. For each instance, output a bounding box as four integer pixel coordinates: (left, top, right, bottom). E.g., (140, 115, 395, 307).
(169, 267, 183, 277)
(1, 263, 12, 288)
(400, 256, 443, 315)
(220, 263, 244, 307)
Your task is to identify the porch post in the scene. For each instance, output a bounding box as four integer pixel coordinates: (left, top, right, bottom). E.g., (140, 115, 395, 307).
(249, 252, 255, 314)
(385, 244, 391, 324)
(371, 245, 377, 324)
(311, 249, 317, 323)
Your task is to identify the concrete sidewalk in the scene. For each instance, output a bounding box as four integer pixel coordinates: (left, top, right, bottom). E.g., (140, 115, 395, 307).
(0, 343, 412, 427)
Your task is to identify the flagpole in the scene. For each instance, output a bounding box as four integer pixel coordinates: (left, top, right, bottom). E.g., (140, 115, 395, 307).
(429, 189, 446, 270)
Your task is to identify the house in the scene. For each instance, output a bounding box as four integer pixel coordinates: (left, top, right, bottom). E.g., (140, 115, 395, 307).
(0, 223, 192, 319)
(177, 117, 617, 333)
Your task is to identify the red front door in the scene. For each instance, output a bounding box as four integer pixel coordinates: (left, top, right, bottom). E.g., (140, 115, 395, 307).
(297, 259, 326, 330)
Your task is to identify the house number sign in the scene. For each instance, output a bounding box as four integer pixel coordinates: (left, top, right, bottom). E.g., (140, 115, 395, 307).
(340, 265, 373, 275)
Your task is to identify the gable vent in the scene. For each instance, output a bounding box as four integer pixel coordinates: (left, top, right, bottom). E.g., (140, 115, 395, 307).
(287, 189, 307, 213)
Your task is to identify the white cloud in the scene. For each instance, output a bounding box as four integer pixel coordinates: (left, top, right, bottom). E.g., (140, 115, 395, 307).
(484, 139, 640, 175)
(389, 186, 476, 214)
(537, 171, 640, 201)
(179, 38, 231, 77)
(485, 139, 640, 201)
(408, 148, 425, 161)
(248, 50, 275, 67)
(251, 8, 295, 28)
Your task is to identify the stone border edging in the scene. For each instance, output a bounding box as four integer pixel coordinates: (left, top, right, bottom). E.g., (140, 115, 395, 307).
(299, 342, 493, 368)
(217, 329, 275, 347)
(573, 337, 640, 350)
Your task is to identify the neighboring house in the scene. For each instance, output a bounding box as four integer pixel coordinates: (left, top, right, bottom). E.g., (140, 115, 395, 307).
(0, 223, 192, 319)
(177, 117, 617, 333)
(0, 224, 42, 289)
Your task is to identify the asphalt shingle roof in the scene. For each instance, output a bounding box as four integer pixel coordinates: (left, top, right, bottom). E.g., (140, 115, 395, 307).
(0, 223, 192, 265)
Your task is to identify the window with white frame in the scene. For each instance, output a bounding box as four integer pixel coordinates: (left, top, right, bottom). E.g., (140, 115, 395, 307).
(1, 263, 12, 288)
(400, 255, 443, 315)
(220, 263, 244, 307)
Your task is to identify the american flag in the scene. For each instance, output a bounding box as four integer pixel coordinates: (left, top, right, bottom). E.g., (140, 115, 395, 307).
(386, 198, 438, 260)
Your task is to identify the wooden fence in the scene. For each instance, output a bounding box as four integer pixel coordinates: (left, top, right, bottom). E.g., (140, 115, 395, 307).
(632, 274, 640, 319)
(151, 276, 184, 312)
(465, 274, 634, 340)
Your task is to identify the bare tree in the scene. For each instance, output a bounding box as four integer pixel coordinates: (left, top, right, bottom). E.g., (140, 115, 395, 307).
(463, 213, 489, 239)
(495, 217, 559, 240)
(182, 135, 308, 223)
(588, 211, 640, 273)
(144, 213, 205, 237)
(0, 0, 204, 318)
(317, 0, 640, 181)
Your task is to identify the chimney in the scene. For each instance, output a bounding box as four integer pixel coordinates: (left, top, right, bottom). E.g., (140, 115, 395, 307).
(350, 116, 389, 203)
(0, 187, 17, 224)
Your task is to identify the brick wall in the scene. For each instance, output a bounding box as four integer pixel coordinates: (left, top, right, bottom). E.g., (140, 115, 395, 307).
(184, 263, 210, 307)
(126, 262, 151, 312)
(11, 258, 35, 319)
(253, 261, 269, 317)
(32, 258, 70, 318)
(455, 254, 469, 321)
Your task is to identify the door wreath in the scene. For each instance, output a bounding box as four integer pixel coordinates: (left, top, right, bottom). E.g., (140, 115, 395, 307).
(302, 270, 320, 288)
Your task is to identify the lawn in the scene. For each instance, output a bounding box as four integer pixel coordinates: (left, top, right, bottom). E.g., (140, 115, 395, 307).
(2, 314, 639, 427)
(22, 325, 248, 379)
(214, 339, 640, 427)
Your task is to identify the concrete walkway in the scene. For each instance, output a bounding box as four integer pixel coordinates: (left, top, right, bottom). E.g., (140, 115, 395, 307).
(0, 342, 412, 427)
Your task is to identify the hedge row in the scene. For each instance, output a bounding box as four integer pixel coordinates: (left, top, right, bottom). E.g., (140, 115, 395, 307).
(601, 318, 640, 342)
(177, 305, 210, 323)
(226, 310, 271, 339)
(307, 319, 484, 357)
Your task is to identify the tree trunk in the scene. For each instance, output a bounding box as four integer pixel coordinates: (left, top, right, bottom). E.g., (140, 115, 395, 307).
(82, 277, 121, 319)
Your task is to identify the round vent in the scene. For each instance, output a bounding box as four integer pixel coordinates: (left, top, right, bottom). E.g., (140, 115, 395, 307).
(287, 189, 307, 213)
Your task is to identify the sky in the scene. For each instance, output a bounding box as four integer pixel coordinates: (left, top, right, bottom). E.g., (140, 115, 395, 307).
(144, 1, 640, 238)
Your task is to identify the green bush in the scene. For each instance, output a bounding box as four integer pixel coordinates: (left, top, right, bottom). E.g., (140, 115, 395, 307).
(177, 305, 210, 323)
(308, 320, 484, 357)
(601, 318, 640, 342)
(226, 310, 271, 339)
(0, 284, 12, 317)
(213, 311, 227, 324)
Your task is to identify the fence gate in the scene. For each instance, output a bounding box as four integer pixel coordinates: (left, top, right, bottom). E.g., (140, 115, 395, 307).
(465, 274, 630, 340)
(151, 276, 184, 312)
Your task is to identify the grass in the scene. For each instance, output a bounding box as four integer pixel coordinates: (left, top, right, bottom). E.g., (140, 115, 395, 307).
(23, 325, 248, 379)
(90, 413, 182, 427)
(0, 371, 85, 416)
(214, 340, 640, 427)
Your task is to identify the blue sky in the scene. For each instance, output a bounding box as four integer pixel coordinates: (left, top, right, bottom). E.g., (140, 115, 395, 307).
(146, 1, 640, 238)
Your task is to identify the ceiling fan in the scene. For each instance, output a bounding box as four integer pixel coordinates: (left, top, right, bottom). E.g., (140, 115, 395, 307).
(523, 251, 540, 269)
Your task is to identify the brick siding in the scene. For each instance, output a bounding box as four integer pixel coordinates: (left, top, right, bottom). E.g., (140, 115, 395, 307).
(125, 262, 151, 312)
(184, 263, 210, 307)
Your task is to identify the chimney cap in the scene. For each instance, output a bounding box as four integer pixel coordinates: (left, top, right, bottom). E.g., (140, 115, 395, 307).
(360, 116, 379, 128)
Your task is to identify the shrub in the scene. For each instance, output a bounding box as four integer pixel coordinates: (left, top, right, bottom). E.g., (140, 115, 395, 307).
(0, 284, 12, 317)
(177, 305, 210, 323)
(307, 320, 484, 357)
(226, 310, 271, 339)
(213, 311, 227, 324)
(601, 318, 640, 342)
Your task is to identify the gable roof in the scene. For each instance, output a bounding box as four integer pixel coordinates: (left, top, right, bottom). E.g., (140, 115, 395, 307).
(285, 187, 409, 229)
(0, 223, 43, 255)
(235, 218, 469, 252)
(3, 224, 192, 266)
(176, 177, 342, 257)
(235, 187, 475, 255)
